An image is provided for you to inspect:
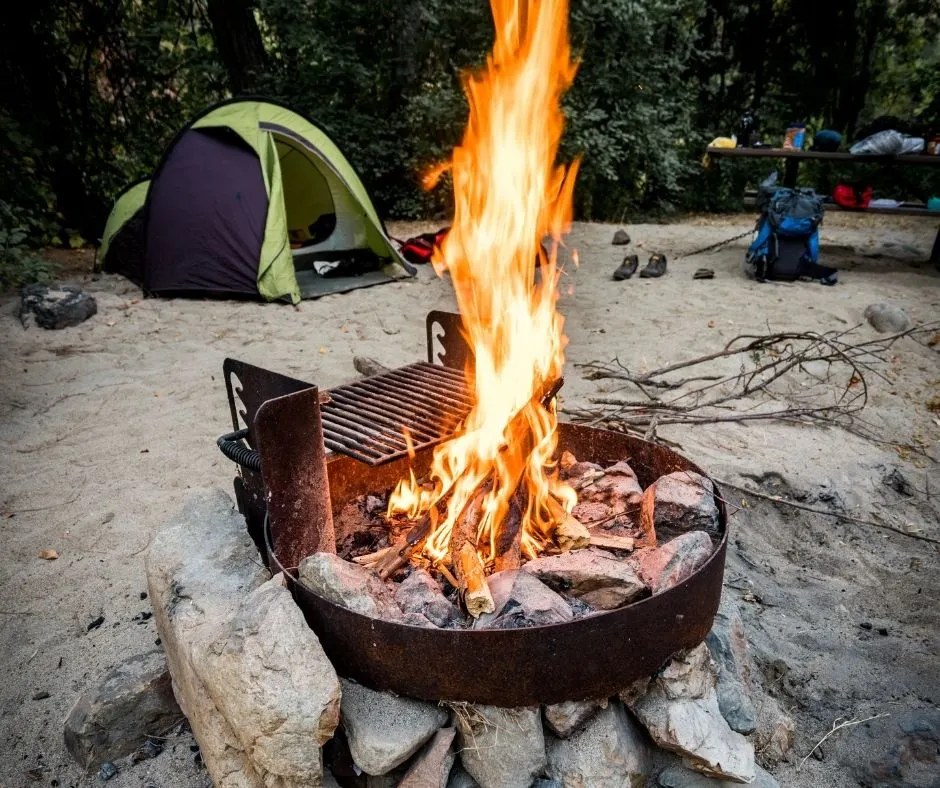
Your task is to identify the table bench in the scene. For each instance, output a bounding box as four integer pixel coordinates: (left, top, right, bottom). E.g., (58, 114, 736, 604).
(706, 146, 940, 265)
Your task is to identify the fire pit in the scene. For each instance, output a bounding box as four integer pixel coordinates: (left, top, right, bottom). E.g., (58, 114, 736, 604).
(217, 311, 727, 707)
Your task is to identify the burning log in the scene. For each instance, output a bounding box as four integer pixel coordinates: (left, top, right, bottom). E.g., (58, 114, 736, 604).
(493, 491, 525, 572)
(455, 543, 495, 617)
(370, 512, 434, 580)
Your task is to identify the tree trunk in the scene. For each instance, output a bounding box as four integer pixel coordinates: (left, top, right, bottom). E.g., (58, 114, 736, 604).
(206, 0, 267, 94)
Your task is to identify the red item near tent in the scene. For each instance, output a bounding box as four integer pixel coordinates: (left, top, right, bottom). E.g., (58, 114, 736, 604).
(399, 227, 450, 264)
(833, 184, 873, 209)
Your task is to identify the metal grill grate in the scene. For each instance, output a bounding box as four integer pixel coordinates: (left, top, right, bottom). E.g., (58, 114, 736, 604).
(320, 362, 473, 465)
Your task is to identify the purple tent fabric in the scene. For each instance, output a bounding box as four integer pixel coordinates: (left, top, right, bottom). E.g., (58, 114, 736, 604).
(145, 129, 267, 296)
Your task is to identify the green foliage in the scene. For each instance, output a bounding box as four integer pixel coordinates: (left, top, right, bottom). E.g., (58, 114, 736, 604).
(0, 203, 58, 290)
(1, 0, 938, 235)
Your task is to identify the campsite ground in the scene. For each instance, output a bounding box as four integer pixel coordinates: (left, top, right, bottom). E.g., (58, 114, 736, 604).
(1, 214, 938, 788)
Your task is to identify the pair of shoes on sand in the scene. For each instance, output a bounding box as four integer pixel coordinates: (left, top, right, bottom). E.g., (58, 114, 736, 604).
(614, 254, 667, 280)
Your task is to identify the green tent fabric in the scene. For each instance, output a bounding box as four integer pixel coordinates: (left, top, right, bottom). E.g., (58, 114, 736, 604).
(98, 179, 149, 266)
(98, 98, 413, 303)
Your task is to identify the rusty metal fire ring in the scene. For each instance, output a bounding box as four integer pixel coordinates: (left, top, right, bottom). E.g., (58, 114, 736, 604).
(263, 422, 728, 707)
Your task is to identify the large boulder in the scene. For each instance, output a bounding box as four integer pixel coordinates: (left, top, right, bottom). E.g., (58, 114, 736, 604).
(193, 580, 342, 783)
(546, 702, 652, 787)
(454, 705, 546, 788)
(63, 651, 181, 770)
(147, 490, 341, 788)
(340, 679, 448, 776)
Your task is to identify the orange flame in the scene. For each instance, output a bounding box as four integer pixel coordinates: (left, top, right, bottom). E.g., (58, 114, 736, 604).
(388, 0, 579, 565)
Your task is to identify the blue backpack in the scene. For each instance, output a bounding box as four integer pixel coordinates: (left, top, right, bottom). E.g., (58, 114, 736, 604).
(745, 179, 837, 285)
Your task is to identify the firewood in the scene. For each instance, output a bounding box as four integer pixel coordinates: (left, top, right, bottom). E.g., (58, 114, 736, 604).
(456, 543, 495, 617)
(374, 511, 434, 579)
(637, 484, 657, 548)
(555, 513, 591, 552)
(493, 490, 525, 572)
(588, 533, 636, 552)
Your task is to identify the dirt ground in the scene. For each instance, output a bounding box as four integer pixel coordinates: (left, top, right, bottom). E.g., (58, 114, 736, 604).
(1, 213, 938, 788)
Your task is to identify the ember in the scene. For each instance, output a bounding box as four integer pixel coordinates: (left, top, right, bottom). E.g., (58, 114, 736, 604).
(386, 0, 582, 575)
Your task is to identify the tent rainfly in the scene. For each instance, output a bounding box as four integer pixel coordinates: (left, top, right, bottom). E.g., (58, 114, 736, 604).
(98, 98, 414, 303)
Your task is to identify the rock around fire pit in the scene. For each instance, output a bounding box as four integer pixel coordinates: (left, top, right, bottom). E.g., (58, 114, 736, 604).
(144, 491, 791, 788)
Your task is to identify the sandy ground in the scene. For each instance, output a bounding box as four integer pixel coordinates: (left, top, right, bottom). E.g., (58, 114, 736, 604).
(1, 214, 938, 788)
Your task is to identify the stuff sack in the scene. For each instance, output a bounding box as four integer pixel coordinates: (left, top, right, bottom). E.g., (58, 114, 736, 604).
(745, 181, 837, 284)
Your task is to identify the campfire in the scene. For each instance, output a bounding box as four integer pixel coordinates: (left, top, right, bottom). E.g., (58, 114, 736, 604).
(381, 0, 580, 586)
(214, 0, 727, 709)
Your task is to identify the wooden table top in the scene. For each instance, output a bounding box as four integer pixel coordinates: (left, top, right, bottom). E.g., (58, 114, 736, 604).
(706, 146, 940, 166)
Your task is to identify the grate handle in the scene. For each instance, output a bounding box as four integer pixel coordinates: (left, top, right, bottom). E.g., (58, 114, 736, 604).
(217, 428, 262, 472)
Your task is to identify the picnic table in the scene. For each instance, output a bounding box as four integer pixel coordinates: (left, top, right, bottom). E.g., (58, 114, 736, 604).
(706, 146, 940, 265)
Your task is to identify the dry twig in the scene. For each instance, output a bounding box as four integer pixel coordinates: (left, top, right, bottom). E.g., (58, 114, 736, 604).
(798, 713, 890, 769)
(565, 323, 938, 445)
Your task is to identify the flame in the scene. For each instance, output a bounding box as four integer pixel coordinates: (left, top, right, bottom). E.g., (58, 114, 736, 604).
(388, 0, 579, 566)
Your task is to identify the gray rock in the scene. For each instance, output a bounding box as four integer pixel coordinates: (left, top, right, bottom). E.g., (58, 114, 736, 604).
(98, 762, 118, 780)
(340, 679, 448, 775)
(147, 490, 325, 788)
(864, 303, 912, 334)
(629, 645, 755, 783)
(658, 764, 780, 787)
(299, 552, 399, 619)
(323, 770, 342, 788)
(533, 781, 563, 788)
(474, 570, 572, 630)
(651, 472, 720, 537)
(20, 284, 97, 329)
(146, 490, 268, 787)
(455, 705, 546, 788)
(400, 727, 457, 788)
(446, 764, 479, 788)
(193, 579, 342, 783)
(612, 229, 632, 246)
(396, 569, 463, 628)
(63, 650, 181, 770)
(706, 604, 757, 734)
(633, 693, 754, 783)
(523, 549, 648, 611)
(544, 698, 608, 738)
(547, 702, 652, 787)
(632, 532, 714, 594)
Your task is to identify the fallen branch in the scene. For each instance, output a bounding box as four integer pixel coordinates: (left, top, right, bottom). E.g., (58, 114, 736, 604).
(717, 479, 940, 545)
(567, 323, 940, 445)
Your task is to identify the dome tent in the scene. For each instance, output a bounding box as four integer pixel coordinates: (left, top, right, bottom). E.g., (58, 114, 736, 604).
(98, 98, 414, 303)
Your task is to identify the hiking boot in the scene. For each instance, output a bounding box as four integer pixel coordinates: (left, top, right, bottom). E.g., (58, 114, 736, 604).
(613, 254, 639, 280)
(639, 254, 667, 278)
